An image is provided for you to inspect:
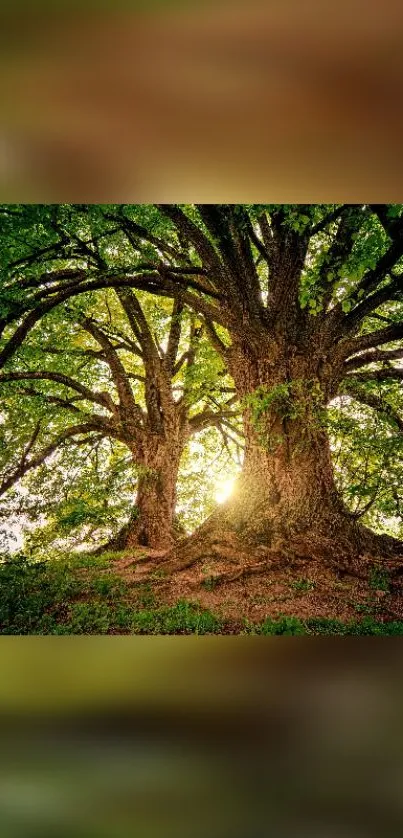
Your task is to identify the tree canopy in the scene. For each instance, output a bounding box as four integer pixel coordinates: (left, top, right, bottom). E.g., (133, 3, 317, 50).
(0, 204, 402, 559)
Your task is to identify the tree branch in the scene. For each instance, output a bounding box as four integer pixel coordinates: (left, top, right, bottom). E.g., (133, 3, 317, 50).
(341, 383, 403, 433)
(0, 371, 113, 411)
(79, 316, 142, 426)
(156, 205, 223, 275)
(345, 321, 403, 354)
(310, 205, 348, 237)
(344, 347, 403, 371)
(165, 297, 184, 375)
(0, 423, 107, 497)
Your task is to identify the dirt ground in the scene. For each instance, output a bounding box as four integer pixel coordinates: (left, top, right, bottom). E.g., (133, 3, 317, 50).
(109, 549, 403, 625)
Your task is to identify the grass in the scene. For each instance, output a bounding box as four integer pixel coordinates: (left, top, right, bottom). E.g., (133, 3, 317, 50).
(290, 577, 316, 594)
(1, 551, 403, 635)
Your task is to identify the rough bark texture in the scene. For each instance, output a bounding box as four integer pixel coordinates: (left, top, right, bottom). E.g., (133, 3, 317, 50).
(164, 331, 403, 577)
(125, 441, 181, 549)
(80, 290, 234, 553)
(103, 444, 182, 552)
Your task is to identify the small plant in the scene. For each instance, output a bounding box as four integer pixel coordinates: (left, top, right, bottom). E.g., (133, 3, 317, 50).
(134, 583, 156, 609)
(290, 578, 316, 594)
(130, 600, 222, 635)
(257, 615, 307, 635)
(369, 567, 390, 593)
(150, 568, 167, 581)
(202, 575, 219, 591)
(354, 600, 377, 617)
(66, 602, 112, 634)
(306, 618, 349, 636)
(91, 573, 127, 597)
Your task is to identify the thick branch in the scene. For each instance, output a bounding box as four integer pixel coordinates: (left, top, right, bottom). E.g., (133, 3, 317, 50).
(342, 384, 403, 433)
(342, 276, 403, 332)
(345, 321, 403, 354)
(79, 317, 142, 425)
(156, 205, 223, 276)
(188, 405, 240, 435)
(344, 348, 403, 371)
(105, 211, 184, 262)
(165, 297, 184, 375)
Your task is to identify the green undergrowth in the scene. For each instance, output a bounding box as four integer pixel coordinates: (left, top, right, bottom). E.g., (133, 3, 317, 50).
(0, 551, 402, 635)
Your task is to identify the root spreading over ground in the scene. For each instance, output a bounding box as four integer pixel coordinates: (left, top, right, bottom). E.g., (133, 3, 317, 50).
(112, 511, 403, 626)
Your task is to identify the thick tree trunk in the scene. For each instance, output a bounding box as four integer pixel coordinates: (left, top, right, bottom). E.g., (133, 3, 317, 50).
(221, 340, 350, 541)
(165, 339, 402, 573)
(99, 437, 182, 553)
(124, 438, 181, 550)
(227, 410, 346, 543)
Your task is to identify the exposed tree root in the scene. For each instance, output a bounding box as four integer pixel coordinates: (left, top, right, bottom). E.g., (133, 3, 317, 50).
(156, 503, 403, 592)
(203, 561, 272, 587)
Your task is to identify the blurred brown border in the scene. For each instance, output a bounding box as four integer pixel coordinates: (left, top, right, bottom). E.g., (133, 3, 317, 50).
(1, 1, 403, 202)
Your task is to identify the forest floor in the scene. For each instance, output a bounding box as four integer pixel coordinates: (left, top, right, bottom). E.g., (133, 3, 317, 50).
(119, 547, 403, 626)
(1, 546, 403, 634)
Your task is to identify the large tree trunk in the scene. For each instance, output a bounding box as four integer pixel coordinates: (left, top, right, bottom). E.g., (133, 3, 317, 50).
(165, 338, 402, 574)
(214, 339, 352, 542)
(227, 407, 345, 544)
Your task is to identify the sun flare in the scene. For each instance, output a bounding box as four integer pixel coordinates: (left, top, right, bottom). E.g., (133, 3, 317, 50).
(215, 478, 235, 505)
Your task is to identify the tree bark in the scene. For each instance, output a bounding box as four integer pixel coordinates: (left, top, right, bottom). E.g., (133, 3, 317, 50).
(165, 336, 402, 572)
(98, 437, 183, 553)
(126, 443, 180, 549)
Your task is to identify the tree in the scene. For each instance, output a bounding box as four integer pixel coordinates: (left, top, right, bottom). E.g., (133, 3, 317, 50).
(0, 208, 238, 550)
(1, 203, 403, 571)
(154, 204, 403, 570)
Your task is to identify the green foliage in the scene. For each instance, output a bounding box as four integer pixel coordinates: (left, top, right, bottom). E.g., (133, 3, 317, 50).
(368, 567, 390, 593)
(254, 615, 308, 635)
(246, 615, 403, 636)
(244, 379, 325, 449)
(0, 553, 82, 634)
(305, 617, 403, 636)
(0, 550, 131, 634)
(130, 600, 221, 635)
(1, 202, 403, 550)
(201, 575, 219, 591)
(0, 551, 221, 634)
(290, 577, 316, 593)
(328, 394, 403, 538)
